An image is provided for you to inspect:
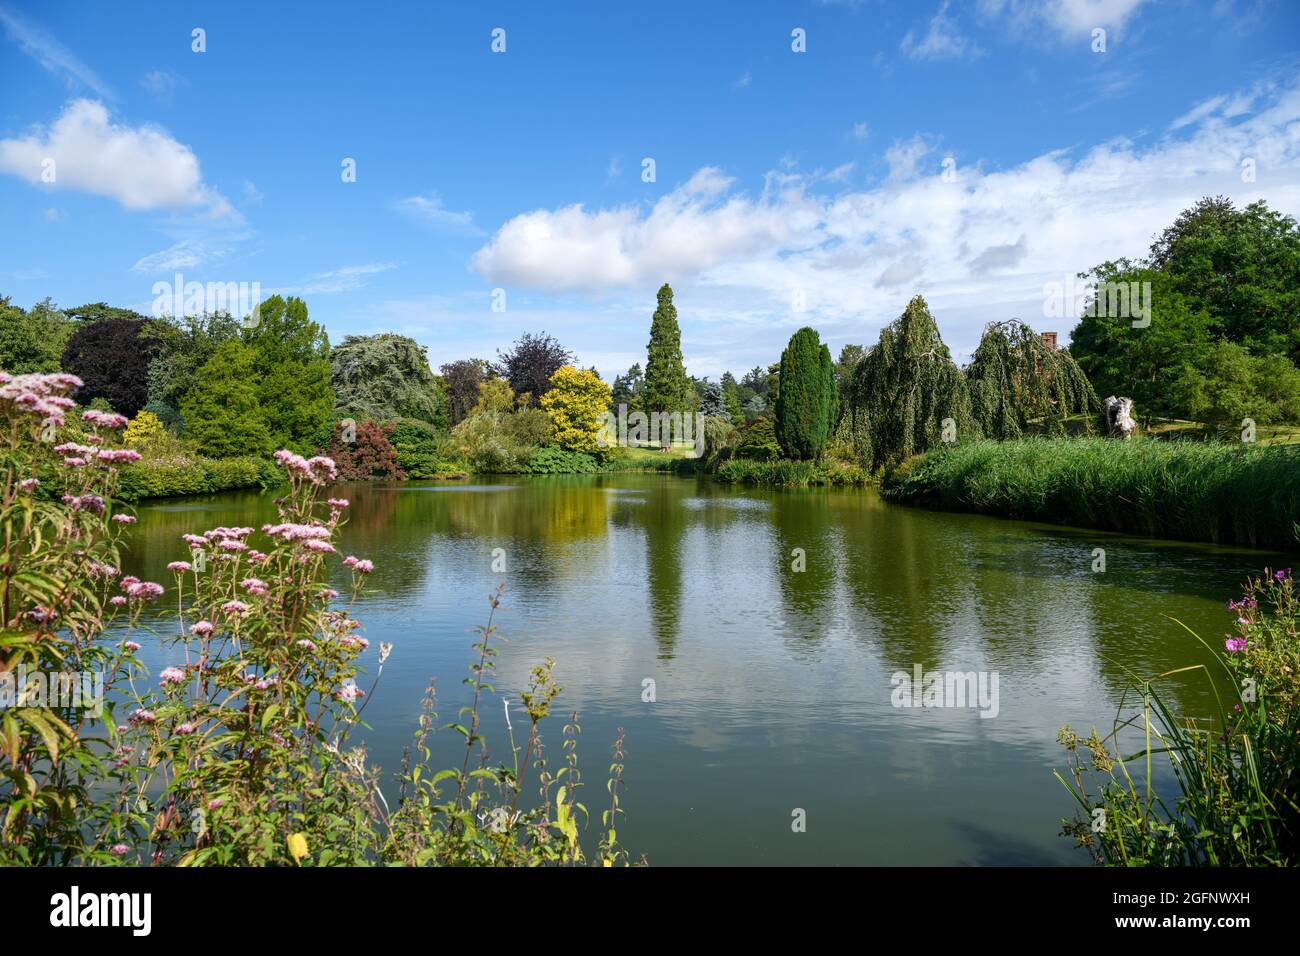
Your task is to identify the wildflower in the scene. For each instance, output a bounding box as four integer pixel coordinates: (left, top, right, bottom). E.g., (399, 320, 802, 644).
(176, 723, 196, 735)
(126, 581, 164, 601)
(26, 606, 57, 624)
(1225, 638, 1247, 653)
(240, 577, 269, 594)
(112, 514, 137, 524)
(82, 409, 129, 430)
(122, 640, 142, 652)
(110, 844, 129, 858)
(98, 448, 142, 464)
(303, 539, 335, 554)
(17, 478, 39, 492)
(182, 534, 206, 547)
(109, 596, 127, 606)
(128, 709, 157, 726)
(167, 561, 191, 572)
(316, 588, 339, 600)
(343, 555, 374, 573)
(190, 620, 215, 636)
(207, 798, 222, 811)
(328, 498, 349, 509)
(221, 600, 249, 615)
(160, 667, 186, 685)
(296, 639, 317, 651)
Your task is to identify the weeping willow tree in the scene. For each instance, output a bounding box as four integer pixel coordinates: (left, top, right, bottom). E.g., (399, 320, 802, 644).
(965, 319, 1098, 440)
(846, 296, 973, 471)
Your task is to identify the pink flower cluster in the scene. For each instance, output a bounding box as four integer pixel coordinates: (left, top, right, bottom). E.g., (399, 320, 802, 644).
(119, 575, 164, 601)
(0, 371, 82, 427)
(342, 555, 374, 574)
(274, 449, 338, 485)
(159, 666, 186, 685)
(82, 408, 129, 430)
(263, 522, 331, 542)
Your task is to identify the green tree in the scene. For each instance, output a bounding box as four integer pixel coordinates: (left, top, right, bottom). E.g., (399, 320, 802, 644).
(720, 371, 744, 424)
(642, 284, 693, 415)
(966, 319, 1098, 440)
(774, 327, 836, 460)
(1150, 197, 1300, 361)
(330, 333, 445, 429)
(143, 311, 243, 429)
(245, 296, 333, 454)
(846, 296, 972, 471)
(179, 340, 273, 458)
(0, 297, 72, 373)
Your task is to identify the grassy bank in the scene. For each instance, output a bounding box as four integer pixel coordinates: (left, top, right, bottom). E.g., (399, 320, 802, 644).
(714, 458, 872, 487)
(883, 437, 1300, 549)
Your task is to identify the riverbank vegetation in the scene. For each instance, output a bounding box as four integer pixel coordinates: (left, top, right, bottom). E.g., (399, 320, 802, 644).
(0, 373, 635, 866)
(1057, 568, 1300, 866)
(882, 438, 1300, 550)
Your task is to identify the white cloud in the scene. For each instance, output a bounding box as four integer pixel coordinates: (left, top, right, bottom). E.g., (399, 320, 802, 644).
(850, 121, 870, 142)
(0, 99, 230, 214)
(0, 5, 113, 97)
(467, 77, 1300, 365)
(294, 262, 398, 295)
(901, 1, 983, 61)
(140, 69, 182, 100)
(391, 193, 480, 232)
(733, 70, 752, 90)
(242, 180, 264, 204)
(980, 0, 1148, 41)
(470, 166, 802, 291)
(130, 239, 233, 273)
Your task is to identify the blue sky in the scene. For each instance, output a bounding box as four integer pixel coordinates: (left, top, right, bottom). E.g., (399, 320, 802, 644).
(2, 0, 1298, 381)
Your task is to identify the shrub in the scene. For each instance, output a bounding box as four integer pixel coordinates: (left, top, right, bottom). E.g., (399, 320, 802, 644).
(326, 420, 404, 481)
(390, 417, 446, 478)
(524, 447, 598, 474)
(115, 455, 274, 501)
(541, 366, 611, 453)
(734, 418, 781, 461)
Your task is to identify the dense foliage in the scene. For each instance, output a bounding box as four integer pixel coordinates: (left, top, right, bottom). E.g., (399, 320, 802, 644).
(845, 296, 972, 471)
(884, 437, 1300, 550)
(1071, 198, 1300, 424)
(327, 419, 405, 480)
(246, 296, 333, 454)
(331, 333, 445, 429)
(0, 297, 73, 374)
(541, 365, 611, 454)
(61, 317, 157, 418)
(966, 319, 1097, 439)
(642, 284, 693, 414)
(494, 333, 573, 406)
(774, 327, 836, 460)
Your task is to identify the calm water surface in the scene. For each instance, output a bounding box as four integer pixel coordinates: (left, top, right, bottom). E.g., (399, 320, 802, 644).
(118, 474, 1296, 865)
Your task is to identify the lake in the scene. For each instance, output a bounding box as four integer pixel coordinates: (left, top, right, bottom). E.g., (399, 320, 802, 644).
(117, 474, 1292, 865)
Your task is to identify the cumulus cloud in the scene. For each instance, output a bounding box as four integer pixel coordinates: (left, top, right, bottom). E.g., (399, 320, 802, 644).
(467, 77, 1300, 364)
(470, 166, 803, 291)
(0, 99, 230, 214)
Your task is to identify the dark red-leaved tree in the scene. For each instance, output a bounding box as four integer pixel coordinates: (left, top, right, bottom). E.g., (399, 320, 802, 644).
(326, 420, 405, 480)
(60, 317, 157, 417)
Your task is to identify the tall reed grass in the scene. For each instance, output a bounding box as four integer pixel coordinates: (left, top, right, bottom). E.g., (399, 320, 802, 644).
(883, 438, 1300, 549)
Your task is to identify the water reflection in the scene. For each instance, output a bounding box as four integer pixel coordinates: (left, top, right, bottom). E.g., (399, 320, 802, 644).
(117, 474, 1292, 864)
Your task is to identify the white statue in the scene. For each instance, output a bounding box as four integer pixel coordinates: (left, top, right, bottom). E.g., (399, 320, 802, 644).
(1103, 396, 1136, 439)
